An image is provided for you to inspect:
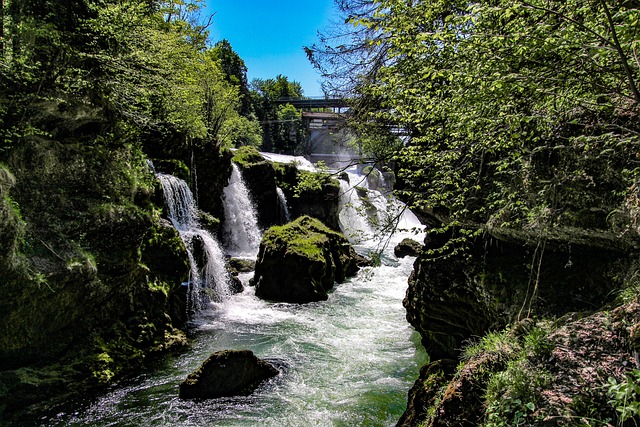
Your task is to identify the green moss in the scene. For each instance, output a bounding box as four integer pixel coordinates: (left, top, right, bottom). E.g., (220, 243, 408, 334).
(262, 216, 338, 261)
(232, 146, 264, 167)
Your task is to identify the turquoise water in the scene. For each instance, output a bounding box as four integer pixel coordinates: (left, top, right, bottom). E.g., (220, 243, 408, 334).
(44, 248, 426, 427)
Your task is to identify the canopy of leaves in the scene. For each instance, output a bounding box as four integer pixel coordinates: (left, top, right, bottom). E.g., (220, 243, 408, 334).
(0, 0, 260, 153)
(310, 0, 640, 252)
(250, 75, 304, 152)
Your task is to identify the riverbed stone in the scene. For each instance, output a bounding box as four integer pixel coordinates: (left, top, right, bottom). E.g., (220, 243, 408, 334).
(393, 238, 423, 258)
(179, 350, 278, 399)
(253, 216, 360, 303)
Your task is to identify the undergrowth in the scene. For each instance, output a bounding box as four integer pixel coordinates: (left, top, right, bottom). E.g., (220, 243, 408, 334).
(461, 322, 554, 427)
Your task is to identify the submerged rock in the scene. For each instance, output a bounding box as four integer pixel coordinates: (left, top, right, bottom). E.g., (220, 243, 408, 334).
(228, 257, 256, 273)
(253, 216, 360, 303)
(394, 238, 423, 258)
(179, 350, 278, 399)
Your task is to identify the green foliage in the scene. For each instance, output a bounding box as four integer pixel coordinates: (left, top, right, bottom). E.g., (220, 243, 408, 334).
(484, 358, 550, 427)
(607, 370, 640, 426)
(617, 269, 640, 305)
(209, 39, 254, 118)
(460, 323, 554, 426)
(250, 74, 304, 152)
(314, 0, 640, 256)
(462, 329, 515, 362)
(218, 114, 263, 149)
(0, 0, 258, 153)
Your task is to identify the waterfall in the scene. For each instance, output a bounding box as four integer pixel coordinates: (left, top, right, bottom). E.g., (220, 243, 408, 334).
(222, 163, 262, 258)
(338, 178, 373, 243)
(276, 187, 291, 223)
(157, 173, 232, 307)
(338, 171, 423, 245)
(47, 158, 429, 427)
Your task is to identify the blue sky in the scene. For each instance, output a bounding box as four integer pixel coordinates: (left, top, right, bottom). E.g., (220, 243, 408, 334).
(204, 1, 338, 97)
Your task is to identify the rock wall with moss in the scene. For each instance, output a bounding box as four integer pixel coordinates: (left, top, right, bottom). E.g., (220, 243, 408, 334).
(231, 146, 341, 230)
(0, 115, 233, 422)
(400, 212, 640, 425)
(0, 133, 187, 418)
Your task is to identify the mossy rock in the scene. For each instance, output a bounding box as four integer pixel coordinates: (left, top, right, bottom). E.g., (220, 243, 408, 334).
(394, 238, 423, 258)
(179, 350, 278, 399)
(405, 226, 631, 360)
(253, 216, 359, 303)
(232, 146, 264, 167)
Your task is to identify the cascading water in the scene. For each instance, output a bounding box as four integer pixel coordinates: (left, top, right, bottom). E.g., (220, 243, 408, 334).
(338, 178, 373, 243)
(222, 164, 262, 258)
(276, 186, 291, 223)
(338, 170, 412, 245)
(45, 157, 427, 427)
(157, 173, 232, 306)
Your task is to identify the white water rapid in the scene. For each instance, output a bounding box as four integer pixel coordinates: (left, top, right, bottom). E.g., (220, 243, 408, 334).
(338, 170, 420, 246)
(222, 164, 262, 258)
(45, 163, 427, 427)
(157, 173, 232, 305)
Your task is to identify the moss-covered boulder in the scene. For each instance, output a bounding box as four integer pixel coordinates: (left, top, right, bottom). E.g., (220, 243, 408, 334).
(179, 350, 278, 399)
(394, 238, 423, 258)
(253, 216, 360, 303)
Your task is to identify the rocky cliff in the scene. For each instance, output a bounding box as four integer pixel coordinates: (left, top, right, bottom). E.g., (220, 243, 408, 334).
(400, 222, 640, 424)
(0, 105, 232, 421)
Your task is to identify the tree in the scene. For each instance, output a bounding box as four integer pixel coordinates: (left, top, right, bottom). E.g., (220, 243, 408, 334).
(310, 0, 640, 251)
(0, 0, 257, 153)
(209, 39, 254, 118)
(250, 75, 304, 152)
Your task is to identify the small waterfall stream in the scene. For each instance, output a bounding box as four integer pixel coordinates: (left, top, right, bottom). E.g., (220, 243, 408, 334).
(157, 173, 232, 305)
(46, 160, 427, 427)
(276, 186, 291, 223)
(222, 164, 262, 258)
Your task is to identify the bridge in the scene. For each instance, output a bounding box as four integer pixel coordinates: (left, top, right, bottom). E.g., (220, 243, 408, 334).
(274, 96, 348, 112)
(274, 97, 356, 168)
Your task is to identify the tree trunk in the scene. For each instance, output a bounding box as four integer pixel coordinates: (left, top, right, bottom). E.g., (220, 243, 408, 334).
(1, 0, 5, 58)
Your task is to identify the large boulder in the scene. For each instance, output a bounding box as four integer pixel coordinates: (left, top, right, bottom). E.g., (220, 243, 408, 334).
(253, 216, 360, 303)
(404, 226, 632, 360)
(179, 350, 278, 399)
(394, 238, 423, 258)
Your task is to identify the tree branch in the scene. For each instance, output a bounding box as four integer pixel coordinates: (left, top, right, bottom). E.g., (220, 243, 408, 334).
(599, 0, 640, 105)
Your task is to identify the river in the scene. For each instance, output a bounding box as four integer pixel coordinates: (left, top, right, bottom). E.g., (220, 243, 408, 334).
(43, 164, 427, 427)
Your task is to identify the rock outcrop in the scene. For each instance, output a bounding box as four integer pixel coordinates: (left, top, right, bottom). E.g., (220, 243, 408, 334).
(179, 350, 278, 399)
(0, 136, 194, 420)
(253, 216, 360, 303)
(404, 226, 632, 361)
(273, 162, 342, 231)
(394, 238, 423, 258)
(232, 147, 281, 229)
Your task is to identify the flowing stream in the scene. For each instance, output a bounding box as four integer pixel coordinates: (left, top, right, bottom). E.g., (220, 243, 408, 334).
(44, 164, 427, 427)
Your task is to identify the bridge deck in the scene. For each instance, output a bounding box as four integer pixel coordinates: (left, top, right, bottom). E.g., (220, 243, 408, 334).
(275, 97, 348, 109)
